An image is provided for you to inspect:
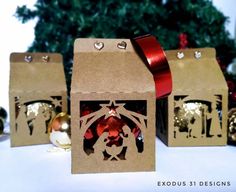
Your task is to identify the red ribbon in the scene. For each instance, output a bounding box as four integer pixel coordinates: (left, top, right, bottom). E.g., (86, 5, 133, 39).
(131, 34, 172, 99)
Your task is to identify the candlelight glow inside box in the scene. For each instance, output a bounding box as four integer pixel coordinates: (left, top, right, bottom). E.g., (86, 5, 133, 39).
(71, 38, 156, 173)
(157, 48, 228, 146)
(9, 53, 67, 147)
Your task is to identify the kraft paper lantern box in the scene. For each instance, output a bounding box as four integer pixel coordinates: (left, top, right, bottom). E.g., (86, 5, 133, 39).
(9, 53, 67, 147)
(71, 38, 156, 173)
(157, 48, 228, 146)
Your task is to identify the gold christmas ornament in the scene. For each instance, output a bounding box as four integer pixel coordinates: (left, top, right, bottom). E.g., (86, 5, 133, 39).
(174, 102, 204, 133)
(48, 112, 71, 149)
(228, 108, 236, 143)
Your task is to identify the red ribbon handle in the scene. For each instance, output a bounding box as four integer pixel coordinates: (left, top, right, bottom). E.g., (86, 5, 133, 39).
(131, 34, 172, 99)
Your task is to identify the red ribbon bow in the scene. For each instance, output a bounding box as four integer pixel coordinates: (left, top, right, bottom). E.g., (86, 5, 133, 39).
(131, 34, 172, 99)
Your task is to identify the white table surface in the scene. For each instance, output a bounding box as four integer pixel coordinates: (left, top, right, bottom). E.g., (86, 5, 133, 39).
(1, 124, 236, 192)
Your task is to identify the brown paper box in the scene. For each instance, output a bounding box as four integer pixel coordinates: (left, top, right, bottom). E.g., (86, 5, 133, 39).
(71, 38, 156, 173)
(157, 48, 228, 146)
(9, 53, 67, 147)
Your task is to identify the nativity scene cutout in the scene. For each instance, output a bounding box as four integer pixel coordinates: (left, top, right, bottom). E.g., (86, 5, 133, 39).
(15, 96, 62, 140)
(174, 95, 222, 139)
(80, 100, 147, 161)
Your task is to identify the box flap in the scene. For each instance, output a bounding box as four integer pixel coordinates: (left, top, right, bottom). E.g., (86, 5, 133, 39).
(72, 38, 155, 94)
(9, 53, 67, 93)
(166, 48, 228, 92)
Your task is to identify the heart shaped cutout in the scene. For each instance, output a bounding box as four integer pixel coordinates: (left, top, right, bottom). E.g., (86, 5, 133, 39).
(24, 55, 32, 63)
(42, 55, 50, 62)
(94, 42, 104, 50)
(177, 52, 184, 59)
(194, 51, 201, 59)
(117, 41, 127, 49)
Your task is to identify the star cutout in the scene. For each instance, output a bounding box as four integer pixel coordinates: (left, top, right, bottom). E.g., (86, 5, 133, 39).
(100, 101, 125, 119)
(51, 98, 62, 108)
(174, 98, 185, 108)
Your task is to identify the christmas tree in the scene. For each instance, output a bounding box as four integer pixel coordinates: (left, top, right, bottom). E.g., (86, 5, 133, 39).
(15, 0, 236, 102)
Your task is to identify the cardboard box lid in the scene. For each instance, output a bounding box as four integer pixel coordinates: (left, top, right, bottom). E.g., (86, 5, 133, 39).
(166, 48, 228, 92)
(9, 53, 67, 93)
(72, 38, 155, 94)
